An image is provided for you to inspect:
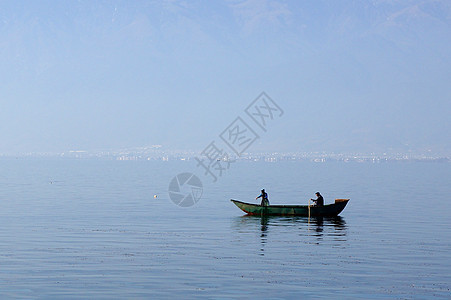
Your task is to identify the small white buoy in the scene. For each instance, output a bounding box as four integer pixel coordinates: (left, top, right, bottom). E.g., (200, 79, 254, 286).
(154, 195, 157, 199)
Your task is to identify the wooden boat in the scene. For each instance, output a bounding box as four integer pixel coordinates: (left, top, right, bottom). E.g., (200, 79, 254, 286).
(231, 199, 349, 217)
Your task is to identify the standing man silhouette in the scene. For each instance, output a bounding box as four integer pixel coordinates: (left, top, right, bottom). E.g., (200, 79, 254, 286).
(256, 189, 269, 206)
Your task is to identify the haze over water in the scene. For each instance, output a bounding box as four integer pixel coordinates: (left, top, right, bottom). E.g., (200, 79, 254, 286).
(1, 1, 450, 298)
(0, 159, 449, 298)
(1, 1, 450, 156)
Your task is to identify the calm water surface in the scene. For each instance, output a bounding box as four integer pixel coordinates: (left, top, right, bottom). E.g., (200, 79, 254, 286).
(0, 159, 450, 299)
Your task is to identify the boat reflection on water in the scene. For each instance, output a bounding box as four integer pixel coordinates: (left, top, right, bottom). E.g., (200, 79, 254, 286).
(232, 215, 348, 255)
(305, 216, 347, 243)
(260, 216, 269, 254)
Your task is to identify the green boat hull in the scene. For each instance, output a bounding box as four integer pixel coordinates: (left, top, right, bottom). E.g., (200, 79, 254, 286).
(231, 199, 349, 217)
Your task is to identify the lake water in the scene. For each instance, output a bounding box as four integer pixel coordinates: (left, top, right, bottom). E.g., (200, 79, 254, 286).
(0, 158, 450, 299)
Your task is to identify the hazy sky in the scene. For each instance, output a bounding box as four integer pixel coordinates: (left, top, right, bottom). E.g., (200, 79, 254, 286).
(1, 0, 450, 155)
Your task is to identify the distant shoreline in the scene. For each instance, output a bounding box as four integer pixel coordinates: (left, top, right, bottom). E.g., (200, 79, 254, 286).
(1, 150, 449, 163)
